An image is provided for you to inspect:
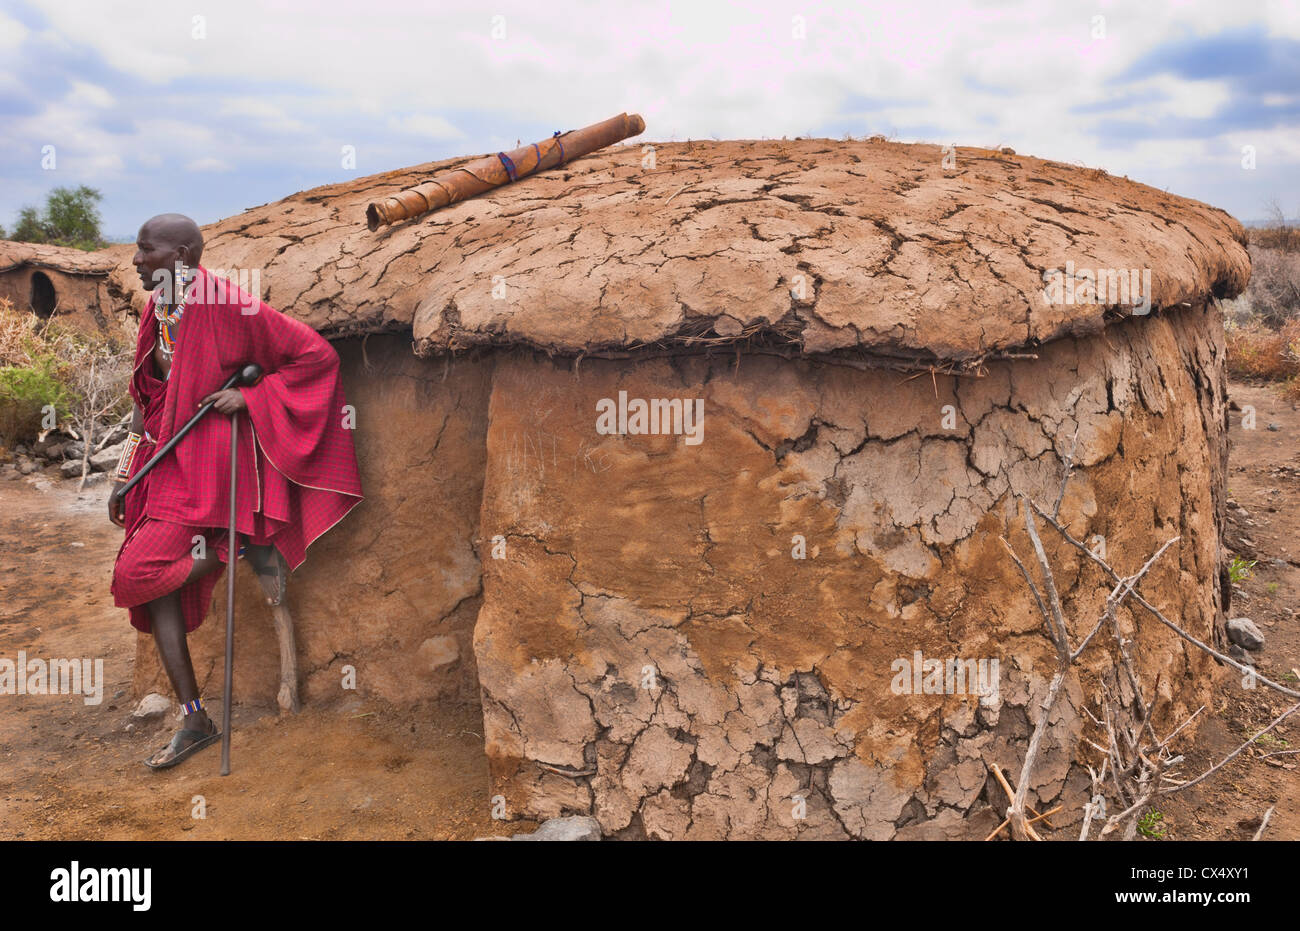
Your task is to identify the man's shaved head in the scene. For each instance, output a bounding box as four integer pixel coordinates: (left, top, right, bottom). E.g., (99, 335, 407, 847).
(132, 213, 204, 295)
(141, 213, 204, 262)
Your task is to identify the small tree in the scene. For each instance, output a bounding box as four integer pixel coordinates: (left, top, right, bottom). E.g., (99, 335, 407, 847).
(10, 206, 47, 244)
(46, 186, 107, 250)
(66, 345, 132, 490)
(8, 186, 107, 251)
(34, 324, 131, 487)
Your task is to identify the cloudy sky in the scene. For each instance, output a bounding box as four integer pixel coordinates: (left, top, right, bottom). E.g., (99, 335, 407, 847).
(2, 0, 1297, 241)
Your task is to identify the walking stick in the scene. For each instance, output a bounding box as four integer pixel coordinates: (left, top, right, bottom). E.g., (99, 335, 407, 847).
(202, 364, 264, 776)
(114, 363, 265, 502)
(221, 405, 238, 776)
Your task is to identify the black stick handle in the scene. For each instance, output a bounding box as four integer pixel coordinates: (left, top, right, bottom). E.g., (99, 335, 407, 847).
(114, 363, 263, 501)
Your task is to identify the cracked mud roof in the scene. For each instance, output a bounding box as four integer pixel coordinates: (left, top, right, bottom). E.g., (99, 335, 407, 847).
(0, 241, 118, 276)
(121, 138, 1250, 365)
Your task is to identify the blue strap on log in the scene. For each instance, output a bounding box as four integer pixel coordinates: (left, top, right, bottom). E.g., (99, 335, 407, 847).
(500, 131, 569, 180)
(496, 151, 518, 181)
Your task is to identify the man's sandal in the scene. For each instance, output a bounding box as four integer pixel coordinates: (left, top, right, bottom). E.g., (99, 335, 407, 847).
(143, 719, 221, 770)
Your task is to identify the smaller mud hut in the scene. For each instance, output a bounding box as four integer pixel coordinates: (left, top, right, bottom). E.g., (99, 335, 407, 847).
(0, 241, 126, 338)
(105, 135, 1249, 839)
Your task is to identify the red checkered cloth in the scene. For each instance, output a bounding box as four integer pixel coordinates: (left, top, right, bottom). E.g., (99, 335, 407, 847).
(112, 519, 226, 634)
(111, 265, 363, 632)
(111, 362, 256, 632)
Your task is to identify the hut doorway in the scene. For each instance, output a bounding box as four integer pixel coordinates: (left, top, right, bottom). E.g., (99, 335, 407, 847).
(30, 271, 56, 318)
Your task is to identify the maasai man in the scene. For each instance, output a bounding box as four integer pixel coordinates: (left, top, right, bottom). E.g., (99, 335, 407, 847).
(110, 214, 363, 769)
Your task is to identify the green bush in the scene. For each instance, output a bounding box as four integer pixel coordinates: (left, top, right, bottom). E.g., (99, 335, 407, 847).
(0, 355, 75, 444)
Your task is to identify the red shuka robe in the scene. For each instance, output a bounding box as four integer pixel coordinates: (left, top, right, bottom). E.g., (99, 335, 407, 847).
(113, 264, 363, 631)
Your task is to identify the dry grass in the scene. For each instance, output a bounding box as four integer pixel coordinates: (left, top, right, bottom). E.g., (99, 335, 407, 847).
(1226, 319, 1300, 400)
(1225, 217, 1300, 399)
(1240, 246, 1300, 329)
(1248, 225, 1300, 252)
(0, 296, 37, 367)
(0, 295, 132, 446)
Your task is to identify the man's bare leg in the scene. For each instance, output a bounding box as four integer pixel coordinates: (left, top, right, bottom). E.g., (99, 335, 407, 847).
(243, 542, 287, 605)
(144, 547, 222, 766)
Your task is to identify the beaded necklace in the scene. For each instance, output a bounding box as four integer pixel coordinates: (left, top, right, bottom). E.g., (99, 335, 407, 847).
(153, 269, 196, 361)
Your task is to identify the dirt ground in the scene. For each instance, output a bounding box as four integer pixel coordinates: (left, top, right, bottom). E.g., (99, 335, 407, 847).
(0, 377, 1295, 841)
(0, 473, 519, 840)
(1154, 379, 1300, 841)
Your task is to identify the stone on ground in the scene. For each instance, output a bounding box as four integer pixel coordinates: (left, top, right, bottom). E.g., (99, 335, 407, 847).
(1226, 617, 1265, 651)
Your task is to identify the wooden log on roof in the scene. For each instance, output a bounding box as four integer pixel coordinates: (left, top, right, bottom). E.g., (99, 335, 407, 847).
(365, 112, 646, 231)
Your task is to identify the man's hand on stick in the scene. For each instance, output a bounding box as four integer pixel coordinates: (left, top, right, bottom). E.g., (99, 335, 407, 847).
(200, 388, 248, 415)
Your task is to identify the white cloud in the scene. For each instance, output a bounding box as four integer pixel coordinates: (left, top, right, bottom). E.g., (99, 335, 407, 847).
(385, 114, 466, 140)
(67, 79, 114, 108)
(1148, 75, 1233, 120)
(1226, 127, 1300, 162)
(185, 156, 233, 172)
(217, 97, 309, 133)
(1265, 0, 1300, 37)
(8, 102, 124, 167)
(1, 0, 1294, 227)
(26, 3, 190, 83)
(79, 151, 125, 174)
(10, 0, 1270, 149)
(0, 10, 29, 52)
(132, 117, 220, 148)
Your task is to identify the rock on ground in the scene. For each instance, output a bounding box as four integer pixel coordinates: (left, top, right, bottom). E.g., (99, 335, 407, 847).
(89, 442, 125, 473)
(512, 816, 602, 841)
(1226, 617, 1265, 651)
(132, 693, 172, 719)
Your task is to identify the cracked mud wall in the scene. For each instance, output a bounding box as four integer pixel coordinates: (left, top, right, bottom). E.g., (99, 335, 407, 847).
(473, 305, 1227, 839)
(132, 336, 492, 708)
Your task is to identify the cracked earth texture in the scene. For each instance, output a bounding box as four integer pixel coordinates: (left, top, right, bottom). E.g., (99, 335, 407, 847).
(474, 304, 1227, 838)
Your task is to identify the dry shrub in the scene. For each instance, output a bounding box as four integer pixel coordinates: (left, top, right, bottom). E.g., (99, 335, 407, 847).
(0, 296, 36, 367)
(1249, 201, 1300, 252)
(1248, 224, 1300, 252)
(0, 296, 131, 447)
(1243, 245, 1300, 328)
(1225, 318, 1300, 382)
(1225, 217, 1300, 393)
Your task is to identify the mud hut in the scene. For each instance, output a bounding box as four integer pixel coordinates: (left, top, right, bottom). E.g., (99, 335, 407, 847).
(0, 241, 127, 338)
(112, 137, 1248, 839)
